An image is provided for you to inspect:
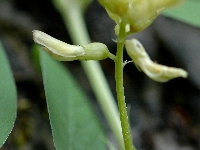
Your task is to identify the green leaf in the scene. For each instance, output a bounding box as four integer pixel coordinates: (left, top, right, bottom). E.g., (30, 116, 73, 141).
(39, 49, 105, 150)
(0, 42, 17, 147)
(163, 0, 200, 27)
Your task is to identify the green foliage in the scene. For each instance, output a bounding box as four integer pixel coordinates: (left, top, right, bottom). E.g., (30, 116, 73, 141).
(163, 0, 200, 27)
(39, 49, 105, 150)
(0, 42, 17, 147)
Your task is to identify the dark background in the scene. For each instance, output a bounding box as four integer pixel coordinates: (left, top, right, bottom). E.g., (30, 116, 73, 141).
(1, 0, 200, 149)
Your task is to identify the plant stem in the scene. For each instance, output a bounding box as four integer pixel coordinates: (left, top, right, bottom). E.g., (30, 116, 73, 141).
(52, 0, 125, 149)
(115, 22, 137, 150)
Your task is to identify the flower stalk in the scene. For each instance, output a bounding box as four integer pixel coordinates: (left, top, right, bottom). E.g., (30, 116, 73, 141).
(115, 21, 137, 150)
(51, 0, 125, 149)
(33, 0, 188, 150)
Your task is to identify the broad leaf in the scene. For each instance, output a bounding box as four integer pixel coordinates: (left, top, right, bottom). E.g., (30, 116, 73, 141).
(39, 50, 105, 150)
(0, 42, 17, 147)
(163, 0, 200, 27)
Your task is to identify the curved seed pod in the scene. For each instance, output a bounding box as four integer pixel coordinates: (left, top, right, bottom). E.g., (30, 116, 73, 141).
(33, 30, 110, 61)
(125, 38, 188, 82)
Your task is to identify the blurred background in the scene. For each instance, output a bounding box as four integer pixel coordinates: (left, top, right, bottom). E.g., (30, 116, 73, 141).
(0, 0, 200, 149)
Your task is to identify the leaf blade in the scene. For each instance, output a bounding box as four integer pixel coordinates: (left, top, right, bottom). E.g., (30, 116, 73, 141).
(0, 42, 17, 147)
(163, 0, 200, 27)
(39, 50, 105, 150)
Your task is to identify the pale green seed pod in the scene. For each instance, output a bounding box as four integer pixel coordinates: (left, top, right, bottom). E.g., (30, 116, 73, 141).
(33, 30, 110, 61)
(125, 38, 188, 82)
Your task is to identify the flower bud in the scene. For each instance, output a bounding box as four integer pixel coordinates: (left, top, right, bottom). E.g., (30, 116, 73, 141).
(125, 38, 188, 82)
(98, 0, 130, 16)
(99, 0, 184, 33)
(125, 0, 184, 32)
(33, 30, 110, 61)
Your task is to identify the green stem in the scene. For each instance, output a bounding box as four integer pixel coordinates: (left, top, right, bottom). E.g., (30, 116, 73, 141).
(52, 0, 125, 149)
(115, 22, 137, 150)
